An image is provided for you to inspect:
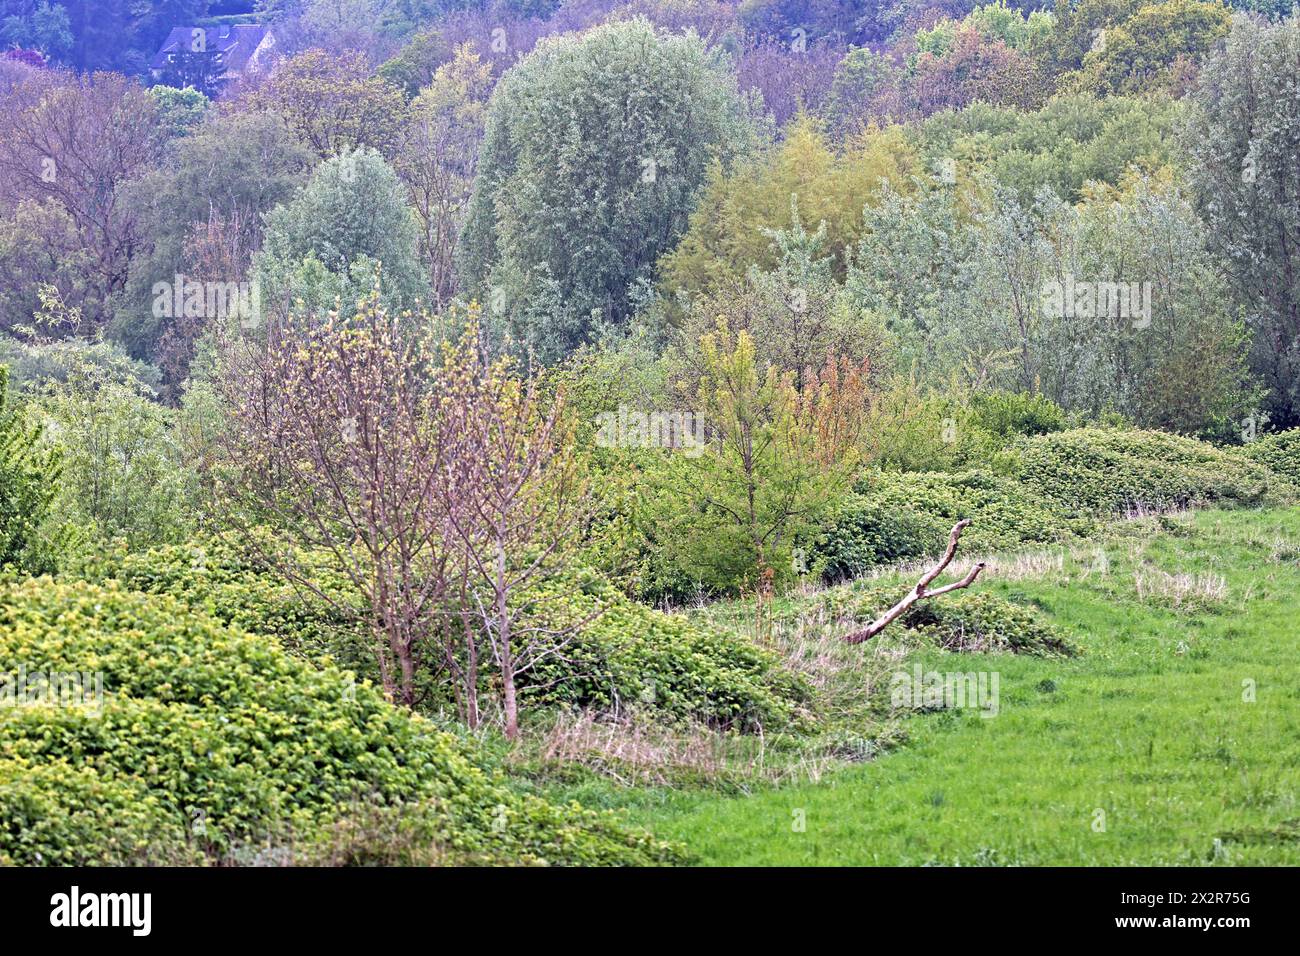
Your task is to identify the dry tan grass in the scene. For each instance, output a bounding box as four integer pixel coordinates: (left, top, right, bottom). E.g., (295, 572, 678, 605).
(523, 708, 853, 786)
(529, 710, 739, 786)
(853, 549, 1067, 586)
(1133, 566, 1228, 609)
(1119, 502, 1196, 521)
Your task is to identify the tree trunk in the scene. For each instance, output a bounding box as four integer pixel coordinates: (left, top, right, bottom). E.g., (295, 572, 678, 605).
(495, 536, 518, 740)
(396, 633, 417, 709)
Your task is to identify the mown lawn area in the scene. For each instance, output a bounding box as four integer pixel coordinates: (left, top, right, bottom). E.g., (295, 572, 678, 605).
(614, 508, 1300, 864)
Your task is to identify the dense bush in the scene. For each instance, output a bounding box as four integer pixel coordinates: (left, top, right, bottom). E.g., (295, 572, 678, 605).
(516, 569, 810, 731)
(1238, 429, 1300, 485)
(84, 537, 807, 734)
(0, 578, 683, 866)
(916, 93, 1183, 204)
(813, 470, 1090, 581)
(82, 535, 362, 664)
(968, 391, 1067, 439)
(0, 366, 59, 574)
(38, 367, 198, 553)
(1012, 427, 1288, 514)
(899, 591, 1075, 656)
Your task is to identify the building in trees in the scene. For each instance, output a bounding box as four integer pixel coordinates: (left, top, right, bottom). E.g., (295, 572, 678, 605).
(149, 24, 275, 97)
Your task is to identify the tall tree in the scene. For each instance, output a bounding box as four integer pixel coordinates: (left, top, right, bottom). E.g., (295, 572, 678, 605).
(0, 71, 163, 335)
(458, 17, 761, 361)
(393, 42, 491, 307)
(245, 49, 409, 160)
(119, 110, 312, 379)
(1186, 15, 1300, 426)
(255, 147, 426, 320)
(652, 319, 868, 596)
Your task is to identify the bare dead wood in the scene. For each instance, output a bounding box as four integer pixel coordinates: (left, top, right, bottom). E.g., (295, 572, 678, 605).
(843, 519, 986, 644)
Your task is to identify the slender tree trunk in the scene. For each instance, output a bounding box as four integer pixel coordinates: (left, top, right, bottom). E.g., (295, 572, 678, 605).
(460, 574, 480, 729)
(394, 626, 417, 709)
(495, 535, 518, 739)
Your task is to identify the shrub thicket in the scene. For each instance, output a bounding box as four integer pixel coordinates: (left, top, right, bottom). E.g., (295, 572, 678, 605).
(1238, 428, 1300, 485)
(0, 578, 684, 866)
(813, 470, 1089, 581)
(1012, 428, 1286, 514)
(798, 584, 1074, 657)
(517, 569, 811, 731)
(82, 536, 361, 663)
(83, 540, 806, 733)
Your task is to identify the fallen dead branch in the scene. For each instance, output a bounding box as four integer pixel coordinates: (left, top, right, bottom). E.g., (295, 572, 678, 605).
(843, 519, 986, 644)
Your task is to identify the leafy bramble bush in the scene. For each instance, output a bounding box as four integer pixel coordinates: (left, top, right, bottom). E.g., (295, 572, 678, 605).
(968, 391, 1067, 439)
(813, 494, 950, 580)
(0, 758, 199, 866)
(0, 578, 684, 866)
(516, 569, 811, 731)
(80, 535, 363, 664)
(900, 592, 1075, 656)
(81, 534, 811, 736)
(1012, 428, 1287, 514)
(85, 539, 803, 733)
(1238, 429, 1300, 486)
(813, 470, 1089, 581)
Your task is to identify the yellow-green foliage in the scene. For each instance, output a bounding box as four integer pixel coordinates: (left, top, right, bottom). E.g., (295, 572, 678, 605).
(0, 578, 684, 866)
(518, 568, 810, 731)
(1071, 0, 1232, 95)
(1237, 429, 1300, 486)
(814, 470, 1090, 580)
(81, 535, 362, 663)
(659, 117, 915, 304)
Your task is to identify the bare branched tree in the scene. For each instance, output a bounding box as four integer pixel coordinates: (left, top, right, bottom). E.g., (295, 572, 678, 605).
(213, 292, 455, 708)
(214, 296, 593, 736)
(439, 327, 593, 739)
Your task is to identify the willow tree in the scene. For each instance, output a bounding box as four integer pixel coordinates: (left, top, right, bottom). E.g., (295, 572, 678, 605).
(458, 17, 761, 361)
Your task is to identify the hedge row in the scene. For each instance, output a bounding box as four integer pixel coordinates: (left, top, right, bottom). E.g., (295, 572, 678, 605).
(1237, 428, 1300, 485)
(82, 540, 807, 734)
(1012, 427, 1288, 515)
(812, 428, 1295, 581)
(814, 470, 1091, 581)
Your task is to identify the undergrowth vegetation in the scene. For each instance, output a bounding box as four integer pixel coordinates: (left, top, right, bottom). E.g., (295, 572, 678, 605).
(0, 579, 683, 866)
(3, 2, 1300, 870)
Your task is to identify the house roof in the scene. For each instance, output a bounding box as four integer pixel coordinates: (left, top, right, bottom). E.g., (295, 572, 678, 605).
(150, 24, 270, 73)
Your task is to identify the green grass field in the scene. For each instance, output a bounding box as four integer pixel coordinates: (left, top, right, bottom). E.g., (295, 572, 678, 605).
(575, 508, 1300, 864)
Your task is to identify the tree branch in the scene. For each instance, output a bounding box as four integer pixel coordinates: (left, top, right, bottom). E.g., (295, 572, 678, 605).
(843, 519, 986, 645)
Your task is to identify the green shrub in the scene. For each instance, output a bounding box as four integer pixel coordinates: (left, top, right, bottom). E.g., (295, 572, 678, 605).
(900, 592, 1075, 656)
(1238, 429, 1300, 485)
(0, 578, 683, 866)
(0, 366, 60, 574)
(516, 569, 810, 732)
(80, 535, 364, 664)
(813, 470, 1089, 581)
(969, 391, 1067, 439)
(1013, 427, 1287, 514)
(867, 389, 1005, 474)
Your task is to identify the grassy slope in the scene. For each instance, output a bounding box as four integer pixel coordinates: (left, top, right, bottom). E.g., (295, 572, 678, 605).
(619, 508, 1300, 864)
